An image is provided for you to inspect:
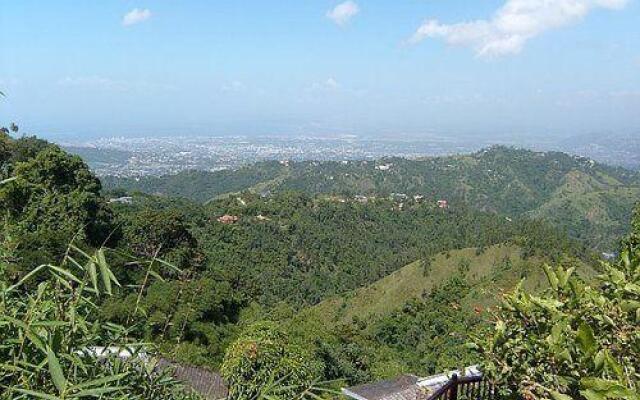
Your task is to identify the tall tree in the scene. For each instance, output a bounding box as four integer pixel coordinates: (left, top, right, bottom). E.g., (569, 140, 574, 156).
(0, 147, 113, 271)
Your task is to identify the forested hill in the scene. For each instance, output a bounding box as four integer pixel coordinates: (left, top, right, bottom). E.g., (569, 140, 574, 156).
(104, 146, 640, 250)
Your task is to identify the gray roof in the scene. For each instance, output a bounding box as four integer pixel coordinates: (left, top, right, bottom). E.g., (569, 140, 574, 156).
(342, 366, 482, 400)
(342, 375, 424, 400)
(158, 358, 228, 400)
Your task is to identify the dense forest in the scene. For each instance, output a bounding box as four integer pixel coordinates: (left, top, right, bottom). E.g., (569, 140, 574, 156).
(2, 130, 638, 399)
(105, 147, 640, 251)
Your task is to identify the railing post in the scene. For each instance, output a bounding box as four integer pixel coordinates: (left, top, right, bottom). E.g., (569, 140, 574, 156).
(448, 374, 459, 400)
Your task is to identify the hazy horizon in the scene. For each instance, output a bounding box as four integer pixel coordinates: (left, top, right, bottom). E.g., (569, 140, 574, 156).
(1, 1, 639, 139)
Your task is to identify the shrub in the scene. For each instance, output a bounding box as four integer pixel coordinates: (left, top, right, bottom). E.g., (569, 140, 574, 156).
(220, 322, 326, 399)
(478, 217, 640, 400)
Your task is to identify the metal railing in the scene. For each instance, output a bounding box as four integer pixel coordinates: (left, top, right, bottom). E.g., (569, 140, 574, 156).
(424, 374, 495, 400)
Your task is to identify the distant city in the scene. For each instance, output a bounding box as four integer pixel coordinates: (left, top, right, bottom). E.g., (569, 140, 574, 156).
(59, 133, 640, 177)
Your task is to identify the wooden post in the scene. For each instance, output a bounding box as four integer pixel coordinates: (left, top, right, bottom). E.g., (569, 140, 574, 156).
(449, 374, 459, 400)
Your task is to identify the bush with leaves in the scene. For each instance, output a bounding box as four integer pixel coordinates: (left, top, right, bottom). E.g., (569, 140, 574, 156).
(0, 243, 200, 400)
(221, 322, 337, 399)
(478, 211, 640, 400)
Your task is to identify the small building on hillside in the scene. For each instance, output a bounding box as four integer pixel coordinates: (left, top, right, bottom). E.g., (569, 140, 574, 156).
(342, 366, 481, 400)
(109, 196, 133, 204)
(217, 215, 240, 224)
(355, 195, 369, 204)
(437, 200, 448, 209)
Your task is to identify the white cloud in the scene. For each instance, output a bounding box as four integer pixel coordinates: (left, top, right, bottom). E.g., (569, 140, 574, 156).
(409, 0, 628, 57)
(311, 78, 341, 91)
(58, 76, 126, 91)
(221, 80, 246, 93)
(327, 1, 360, 26)
(122, 8, 152, 27)
(324, 78, 340, 89)
(57, 76, 176, 92)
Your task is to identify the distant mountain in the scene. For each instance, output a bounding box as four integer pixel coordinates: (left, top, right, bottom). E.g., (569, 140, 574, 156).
(104, 146, 640, 250)
(102, 161, 286, 202)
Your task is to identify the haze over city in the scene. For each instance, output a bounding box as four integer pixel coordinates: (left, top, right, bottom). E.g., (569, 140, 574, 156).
(1, 0, 639, 139)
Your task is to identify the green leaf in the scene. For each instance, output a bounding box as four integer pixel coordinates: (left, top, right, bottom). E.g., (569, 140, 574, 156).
(72, 386, 127, 397)
(0, 176, 16, 185)
(603, 352, 624, 378)
(13, 388, 61, 400)
(558, 267, 575, 288)
(620, 250, 631, 268)
(543, 264, 559, 291)
(47, 348, 67, 395)
(594, 350, 605, 371)
(576, 323, 597, 356)
(47, 265, 83, 286)
(624, 283, 640, 295)
(550, 390, 574, 400)
(97, 249, 112, 295)
(5, 264, 48, 292)
(154, 257, 182, 273)
(620, 300, 640, 313)
(581, 389, 606, 400)
(69, 372, 129, 391)
(581, 379, 637, 400)
(550, 320, 567, 345)
(87, 261, 99, 294)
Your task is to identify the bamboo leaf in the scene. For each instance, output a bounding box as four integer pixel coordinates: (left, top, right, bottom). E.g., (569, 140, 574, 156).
(5, 264, 48, 292)
(13, 388, 62, 400)
(47, 348, 67, 395)
(87, 261, 99, 295)
(97, 250, 112, 295)
(69, 372, 129, 390)
(0, 176, 16, 185)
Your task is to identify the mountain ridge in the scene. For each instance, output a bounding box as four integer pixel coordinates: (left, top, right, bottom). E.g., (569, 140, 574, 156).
(104, 146, 640, 250)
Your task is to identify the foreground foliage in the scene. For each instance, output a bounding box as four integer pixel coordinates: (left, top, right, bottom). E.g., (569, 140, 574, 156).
(0, 243, 199, 400)
(480, 207, 640, 400)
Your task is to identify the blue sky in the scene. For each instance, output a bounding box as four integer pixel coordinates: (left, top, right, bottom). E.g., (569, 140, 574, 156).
(0, 0, 639, 138)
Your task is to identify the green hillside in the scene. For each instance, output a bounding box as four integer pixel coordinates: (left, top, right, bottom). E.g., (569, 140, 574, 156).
(102, 161, 287, 202)
(286, 244, 597, 379)
(104, 147, 640, 251)
(300, 243, 596, 329)
(305, 245, 537, 325)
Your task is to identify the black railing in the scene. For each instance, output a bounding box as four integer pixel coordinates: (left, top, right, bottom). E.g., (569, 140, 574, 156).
(424, 374, 495, 400)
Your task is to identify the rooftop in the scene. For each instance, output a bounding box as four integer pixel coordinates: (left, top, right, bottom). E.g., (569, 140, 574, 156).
(342, 366, 481, 400)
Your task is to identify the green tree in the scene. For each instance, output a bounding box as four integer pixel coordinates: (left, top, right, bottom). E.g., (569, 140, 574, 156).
(119, 208, 203, 270)
(221, 322, 324, 399)
(0, 147, 113, 269)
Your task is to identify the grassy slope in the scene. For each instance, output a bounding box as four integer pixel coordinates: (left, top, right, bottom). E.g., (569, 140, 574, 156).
(529, 170, 640, 249)
(299, 244, 596, 330)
